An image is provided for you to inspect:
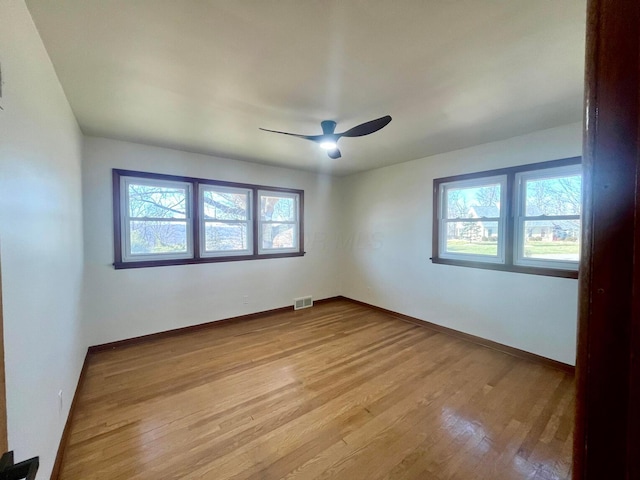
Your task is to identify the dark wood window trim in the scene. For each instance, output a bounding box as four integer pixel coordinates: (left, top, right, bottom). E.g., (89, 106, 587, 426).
(431, 156, 581, 279)
(113, 169, 305, 269)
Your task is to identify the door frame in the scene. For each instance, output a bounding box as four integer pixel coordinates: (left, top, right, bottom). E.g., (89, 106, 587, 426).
(574, 0, 640, 477)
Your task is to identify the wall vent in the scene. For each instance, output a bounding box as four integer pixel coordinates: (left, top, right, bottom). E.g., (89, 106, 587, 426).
(294, 296, 313, 310)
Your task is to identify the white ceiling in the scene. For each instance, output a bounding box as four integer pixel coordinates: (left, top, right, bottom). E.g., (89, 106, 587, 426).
(26, 0, 586, 175)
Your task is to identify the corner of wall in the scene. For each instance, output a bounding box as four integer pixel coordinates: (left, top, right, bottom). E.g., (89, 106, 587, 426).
(0, 2, 87, 477)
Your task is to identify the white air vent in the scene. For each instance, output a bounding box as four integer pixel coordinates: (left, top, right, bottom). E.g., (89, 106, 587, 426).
(294, 295, 313, 310)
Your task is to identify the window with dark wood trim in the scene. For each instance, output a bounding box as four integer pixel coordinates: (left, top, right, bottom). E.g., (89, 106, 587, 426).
(113, 169, 304, 269)
(432, 157, 581, 279)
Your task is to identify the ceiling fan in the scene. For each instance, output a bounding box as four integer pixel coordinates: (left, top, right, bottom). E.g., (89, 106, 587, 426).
(259, 115, 392, 159)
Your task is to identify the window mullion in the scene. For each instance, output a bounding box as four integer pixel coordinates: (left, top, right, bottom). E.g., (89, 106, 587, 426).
(443, 217, 501, 222)
(128, 217, 188, 222)
(252, 188, 259, 256)
(204, 219, 251, 225)
(521, 215, 580, 221)
(192, 181, 199, 260)
(505, 172, 516, 267)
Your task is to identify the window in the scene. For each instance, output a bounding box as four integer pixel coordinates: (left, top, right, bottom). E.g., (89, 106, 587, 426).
(432, 157, 581, 278)
(200, 185, 252, 257)
(515, 165, 581, 270)
(122, 177, 193, 262)
(439, 175, 506, 264)
(113, 170, 304, 268)
(258, 191, 300, 254)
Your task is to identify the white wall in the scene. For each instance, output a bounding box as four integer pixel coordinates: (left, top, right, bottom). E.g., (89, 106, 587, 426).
(338, 123, 582, 365)
(82, 136, 341, 345)
(0, 1, 86, 477)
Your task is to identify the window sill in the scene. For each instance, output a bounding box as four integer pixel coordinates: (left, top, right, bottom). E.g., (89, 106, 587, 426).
(430, 257, 579, 279)
(114, 251, 306, 269)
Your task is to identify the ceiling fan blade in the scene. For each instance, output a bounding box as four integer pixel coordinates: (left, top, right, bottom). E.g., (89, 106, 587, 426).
(338, 115, 392, 138)
(327, 148, 342, 159)
(259, 128, 323, 142)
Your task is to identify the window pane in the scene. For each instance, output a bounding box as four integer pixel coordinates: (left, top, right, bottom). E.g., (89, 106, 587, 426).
(446, 184, 501, 219)
(262, 223, 295, 250)
(445, 221, 499, 256)
(260, 195, 296, 221)
(128, 184, 187, 219)
(202, 190, 248, 220)
(204, 222, 248, 251)
(525, 174, 581, 216)
(522, 220, 581, 261)
(130, 221, 188, 254)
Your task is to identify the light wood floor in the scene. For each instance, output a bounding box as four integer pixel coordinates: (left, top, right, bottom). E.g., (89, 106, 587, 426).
(60, 299, 574, 480)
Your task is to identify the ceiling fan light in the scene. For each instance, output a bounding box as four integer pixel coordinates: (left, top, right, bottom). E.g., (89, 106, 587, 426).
(320, 141, 337, 150)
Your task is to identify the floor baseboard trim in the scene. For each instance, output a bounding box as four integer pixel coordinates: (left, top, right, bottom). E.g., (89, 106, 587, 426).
(340, 296, 575, 375)
(50, 350, 91, 480)
(88, 296, 342, 353)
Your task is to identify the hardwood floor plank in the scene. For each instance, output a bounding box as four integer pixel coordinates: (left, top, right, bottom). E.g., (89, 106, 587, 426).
(58, 300, 574, 480)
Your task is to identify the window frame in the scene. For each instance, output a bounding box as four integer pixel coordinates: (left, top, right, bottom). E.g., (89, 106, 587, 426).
(257, 190, 301, 255)
(438, 174, 507, 264)
(514, 164, 582, 271)
(199, 184, 254, 258)
(120, 176, 194, 263)
(113, 169, 304, 269)
(431, 157, 581, 279)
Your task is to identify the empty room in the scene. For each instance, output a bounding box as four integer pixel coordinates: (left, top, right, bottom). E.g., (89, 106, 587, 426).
(1, 0, 638, 479)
